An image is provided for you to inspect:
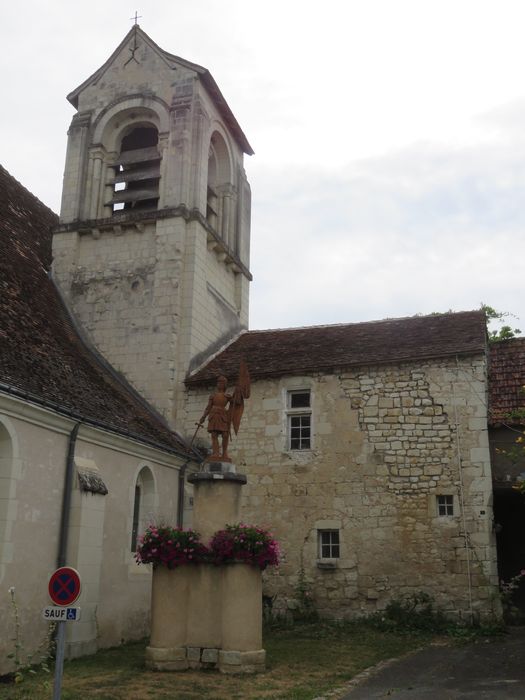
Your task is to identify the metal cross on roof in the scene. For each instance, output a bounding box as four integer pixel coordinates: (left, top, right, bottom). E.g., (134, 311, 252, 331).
(125, 12, 142, 66)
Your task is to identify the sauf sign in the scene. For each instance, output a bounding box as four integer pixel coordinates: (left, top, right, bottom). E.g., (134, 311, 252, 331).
(45, 567, 82, 699)
(43, 606, 81, 621)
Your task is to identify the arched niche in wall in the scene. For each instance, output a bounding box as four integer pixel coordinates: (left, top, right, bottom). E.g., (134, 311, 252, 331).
(0, 420, 15, 573)
(130, 466, 156, 552)
(206, 130, 237, 250)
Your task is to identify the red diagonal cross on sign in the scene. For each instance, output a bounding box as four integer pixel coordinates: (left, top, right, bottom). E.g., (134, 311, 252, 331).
(53, 575, 74, 598)
(48, 567, 81, 606)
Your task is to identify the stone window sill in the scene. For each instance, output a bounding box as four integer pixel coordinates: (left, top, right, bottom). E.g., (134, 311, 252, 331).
(316, 560, 337, 570)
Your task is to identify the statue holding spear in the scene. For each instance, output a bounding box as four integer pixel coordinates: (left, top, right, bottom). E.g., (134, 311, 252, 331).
(194, 359, 250, 462)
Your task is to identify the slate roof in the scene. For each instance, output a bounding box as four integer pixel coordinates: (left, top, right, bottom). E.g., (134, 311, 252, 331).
(488, 338, 525, 426)
(186, 311, 487, 387)
(0, 165, 194, 457)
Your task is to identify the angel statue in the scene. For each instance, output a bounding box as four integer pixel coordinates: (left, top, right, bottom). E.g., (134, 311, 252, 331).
(195, 359, 251, 462)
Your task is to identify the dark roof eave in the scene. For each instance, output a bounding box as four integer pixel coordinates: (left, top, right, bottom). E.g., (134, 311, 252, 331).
(186, 347, 486, 388)
(0, 382, 201, 462)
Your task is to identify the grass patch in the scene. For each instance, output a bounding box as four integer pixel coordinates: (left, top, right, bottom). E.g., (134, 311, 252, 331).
(0, 621, 434, 700)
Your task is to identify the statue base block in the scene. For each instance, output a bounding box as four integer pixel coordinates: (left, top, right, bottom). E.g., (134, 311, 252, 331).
(218, 649, 266, 674)
(145, 645, 188, 671)
(145, 645, 265, 673)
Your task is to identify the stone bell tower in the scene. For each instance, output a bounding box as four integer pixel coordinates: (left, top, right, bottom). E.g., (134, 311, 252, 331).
(52, 25, 253, 424)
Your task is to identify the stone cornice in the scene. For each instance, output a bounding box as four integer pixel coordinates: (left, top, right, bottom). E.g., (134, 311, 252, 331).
(54, 207, 252, 281)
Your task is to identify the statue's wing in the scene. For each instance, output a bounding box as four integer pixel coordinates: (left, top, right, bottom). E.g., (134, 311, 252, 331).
(239, 358, 251, 399)
(230, 393, 243, 435)
(230, 360, 250, 435)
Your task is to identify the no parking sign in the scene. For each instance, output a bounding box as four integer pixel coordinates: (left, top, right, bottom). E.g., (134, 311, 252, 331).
(46, 567, 82, 700)
(48, 566, 81, 606)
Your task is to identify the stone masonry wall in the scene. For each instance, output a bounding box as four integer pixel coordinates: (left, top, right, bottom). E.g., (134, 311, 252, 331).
(53, 218, 186, 421)
(184, 354, 499, 620)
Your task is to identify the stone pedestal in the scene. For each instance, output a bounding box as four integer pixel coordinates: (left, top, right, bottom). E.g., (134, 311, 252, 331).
(189, 464, 246, 541)
(145, 463, 265, 674)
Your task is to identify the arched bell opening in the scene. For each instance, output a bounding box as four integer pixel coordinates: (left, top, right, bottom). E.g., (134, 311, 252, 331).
(112, 125, 161, 214)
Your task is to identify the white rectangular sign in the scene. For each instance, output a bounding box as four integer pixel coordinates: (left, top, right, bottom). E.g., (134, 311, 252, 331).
(42, 606, 81, 622)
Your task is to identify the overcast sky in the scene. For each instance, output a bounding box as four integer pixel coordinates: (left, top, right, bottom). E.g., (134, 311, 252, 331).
(2, 0, 524, 333)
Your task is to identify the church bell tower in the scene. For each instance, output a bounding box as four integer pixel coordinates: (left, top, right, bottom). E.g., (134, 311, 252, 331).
(52, 25, 253, 424)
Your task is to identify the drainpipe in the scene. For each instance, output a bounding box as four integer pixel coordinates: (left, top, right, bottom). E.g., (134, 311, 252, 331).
(176, 462, 189, 528)
(57, 422, 82, 568)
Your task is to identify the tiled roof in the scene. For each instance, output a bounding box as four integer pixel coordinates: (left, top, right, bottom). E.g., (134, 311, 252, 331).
(488, 338, 525, 426)
(186, 311, 487, 386)
(0, 165, 193, 457)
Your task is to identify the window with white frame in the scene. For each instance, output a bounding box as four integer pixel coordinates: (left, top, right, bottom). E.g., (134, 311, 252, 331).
(318, 529, 340, 559)
(436, 495, 454, 517)
(287, 389, 311, 450)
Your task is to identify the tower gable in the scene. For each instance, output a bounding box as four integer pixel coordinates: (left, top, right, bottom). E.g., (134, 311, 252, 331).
(69, 27, 193, 116)
(67, 26, 252, 155)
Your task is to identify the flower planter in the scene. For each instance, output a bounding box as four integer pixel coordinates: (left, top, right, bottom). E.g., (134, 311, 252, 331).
(146, 566, 192, 671)
(221, 562, 262, 651)
(140, 468, 278, 674)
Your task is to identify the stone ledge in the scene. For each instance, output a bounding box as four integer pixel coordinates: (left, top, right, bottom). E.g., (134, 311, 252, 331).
(54, 207, 252, 280)
(188, 471, 247, 485)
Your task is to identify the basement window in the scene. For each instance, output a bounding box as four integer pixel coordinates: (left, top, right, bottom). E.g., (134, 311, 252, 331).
(111, 126, 161, 214)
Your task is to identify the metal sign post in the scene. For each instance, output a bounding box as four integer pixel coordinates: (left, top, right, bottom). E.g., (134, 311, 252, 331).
(46, 567, 82, 700)
(53, 621, 66, 700)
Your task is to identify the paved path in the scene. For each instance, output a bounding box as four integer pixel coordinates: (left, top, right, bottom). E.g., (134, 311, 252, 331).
(343, 628, 525, 699)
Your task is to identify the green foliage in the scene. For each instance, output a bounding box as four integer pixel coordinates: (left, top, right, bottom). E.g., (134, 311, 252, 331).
(496, 430, 525, 471)
(0, 627, 433, 700)
(292, 567, 318, 622)
(5, 587, 55, 684)
(481, 304, 521, 342)
(499, 571, 525, 623)
(366, 591, 503, 639)
(506, 408, 525, 421)
(372, 591, 448, 633)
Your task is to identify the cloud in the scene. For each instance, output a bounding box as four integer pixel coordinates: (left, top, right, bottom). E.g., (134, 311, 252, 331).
(249, 135, 525, 329)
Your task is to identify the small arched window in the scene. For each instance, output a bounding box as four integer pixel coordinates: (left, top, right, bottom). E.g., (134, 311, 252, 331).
(130, 466, 155, 552)
(112, 126, 160, 214)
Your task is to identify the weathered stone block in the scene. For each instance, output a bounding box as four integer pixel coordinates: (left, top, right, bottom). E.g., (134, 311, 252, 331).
(219, 650, 242, 665)
(201, 648, 219, 663)
(145, 646, 187, 662)
(186, 647, 201, 662)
